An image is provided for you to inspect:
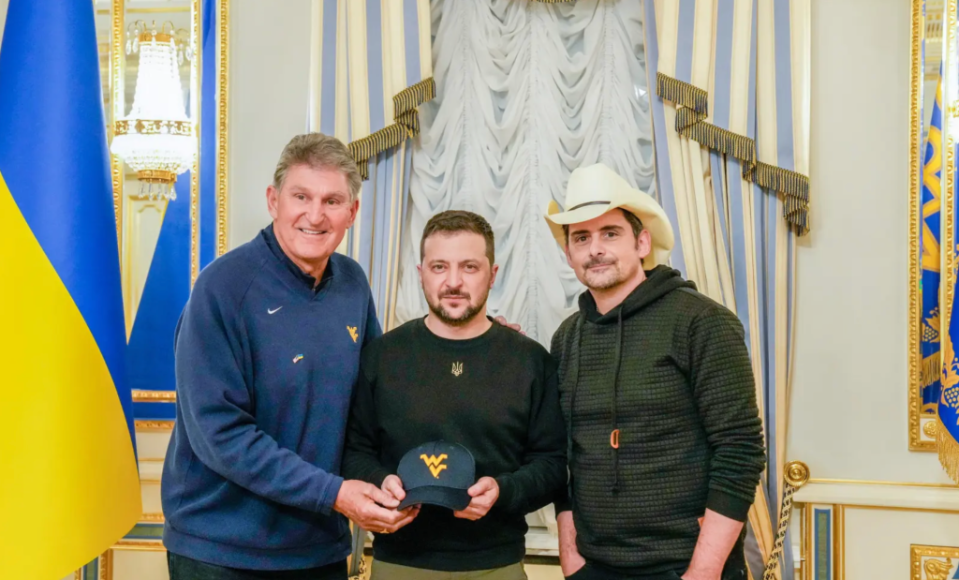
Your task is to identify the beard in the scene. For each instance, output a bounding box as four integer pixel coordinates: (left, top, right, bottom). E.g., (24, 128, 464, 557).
(581, 256, 633, 291)
(425, 288, 489, 326)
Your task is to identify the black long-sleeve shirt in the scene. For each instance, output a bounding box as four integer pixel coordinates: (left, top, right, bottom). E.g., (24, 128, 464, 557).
(342, 317, 567, 571)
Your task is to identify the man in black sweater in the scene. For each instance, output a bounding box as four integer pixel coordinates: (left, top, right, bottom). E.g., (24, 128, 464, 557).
(544, 164, 766, 580)
(342, 210, 567, 579)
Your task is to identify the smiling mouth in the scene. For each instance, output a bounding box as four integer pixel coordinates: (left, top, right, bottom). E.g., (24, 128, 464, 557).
(298, 228, 329, 236)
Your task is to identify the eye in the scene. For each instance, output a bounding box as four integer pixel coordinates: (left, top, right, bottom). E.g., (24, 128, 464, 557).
(574, 235, 588, 244)
(431, 264, 446, 272)
(294, 194, 306, 201)
(465, 264, 478, 272)
(604, 231, 619, 239)
(327, 198, 342, 205)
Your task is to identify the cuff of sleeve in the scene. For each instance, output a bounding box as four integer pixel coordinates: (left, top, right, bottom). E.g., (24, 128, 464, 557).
(495, 475, 517, 513)
(554, 489, 572, 514)
(706, 488, 752, 522)
(317, 475, 345, 516)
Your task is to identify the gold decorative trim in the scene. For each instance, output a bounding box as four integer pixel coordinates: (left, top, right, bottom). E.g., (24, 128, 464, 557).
(842, 504, 959, 514)
(911, 0, 936, 451)
(216, 0, 229, 257)
(114, 119, 193, 136)
(656, 73, 810, 234)
(135, 420, 175, 432)
(110, 0, 124, 252)
(833, 505, 845, 580)
(98, 549, 112, 580)
(137, 31, 175, 43)
(806, 477, 958, 488)
(131, 389, 177, 403)
(112, 540, 166, 552)
(911, 545, 959, 580)
(348, 78, 436, 180)
(97, 7, 191, 14)
(136, 169, 178, 184)
(74, 569, 82, 580)
(190, 0, 201, 286)
(139, 512, 165, 523)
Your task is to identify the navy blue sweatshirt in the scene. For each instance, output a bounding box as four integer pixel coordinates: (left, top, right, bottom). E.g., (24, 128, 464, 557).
(161, 225, 381, 571)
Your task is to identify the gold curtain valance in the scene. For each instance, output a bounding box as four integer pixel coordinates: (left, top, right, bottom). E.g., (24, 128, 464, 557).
(348, 78, 436, 180)
(656, 72, 810, 235)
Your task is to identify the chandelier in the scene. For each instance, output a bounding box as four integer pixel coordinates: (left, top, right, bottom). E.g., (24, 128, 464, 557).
(111, 21, 195, 201)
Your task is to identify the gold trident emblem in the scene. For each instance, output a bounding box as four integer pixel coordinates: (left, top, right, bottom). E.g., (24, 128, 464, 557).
(420, 454, 448, 478)
(347, 326, 358, 343)
(451, 362, 463, 377)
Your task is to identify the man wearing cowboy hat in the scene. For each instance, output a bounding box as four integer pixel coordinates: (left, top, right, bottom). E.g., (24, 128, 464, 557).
(545, 163, 765, 580)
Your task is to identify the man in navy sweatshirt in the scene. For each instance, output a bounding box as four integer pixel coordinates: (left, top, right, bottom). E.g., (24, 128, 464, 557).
(161, 133, 417, 580)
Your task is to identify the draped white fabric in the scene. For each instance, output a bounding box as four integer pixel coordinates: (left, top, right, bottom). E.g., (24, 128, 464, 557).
(395, 0, 657, 346)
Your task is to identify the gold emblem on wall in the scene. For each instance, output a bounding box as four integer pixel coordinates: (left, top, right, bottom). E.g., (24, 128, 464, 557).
(912, 545, 959, 580)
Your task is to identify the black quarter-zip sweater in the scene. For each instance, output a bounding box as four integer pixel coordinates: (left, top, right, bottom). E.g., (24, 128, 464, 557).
(552, 266, 766, 576)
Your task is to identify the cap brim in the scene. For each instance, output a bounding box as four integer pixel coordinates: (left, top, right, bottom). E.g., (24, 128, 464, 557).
(397, 486, 471, 511)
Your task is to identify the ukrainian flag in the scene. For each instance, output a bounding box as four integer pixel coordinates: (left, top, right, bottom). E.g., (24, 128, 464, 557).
(921, 74, 944, 414)
(0, 1, 142, 577)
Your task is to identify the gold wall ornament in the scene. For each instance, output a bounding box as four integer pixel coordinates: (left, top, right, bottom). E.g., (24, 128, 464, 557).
(912, 545, 959, 580)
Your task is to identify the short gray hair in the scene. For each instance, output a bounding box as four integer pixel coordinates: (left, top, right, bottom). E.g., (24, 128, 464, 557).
(272, 133, 362, 201)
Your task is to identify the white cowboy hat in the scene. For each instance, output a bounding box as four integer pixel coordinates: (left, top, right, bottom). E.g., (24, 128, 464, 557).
(544, 163, 674, 268)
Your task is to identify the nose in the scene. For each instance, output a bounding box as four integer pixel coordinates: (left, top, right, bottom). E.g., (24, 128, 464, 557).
(588, 235, 606, 258)
(305, 197, 327, 225)
(445, 266, 464, 290)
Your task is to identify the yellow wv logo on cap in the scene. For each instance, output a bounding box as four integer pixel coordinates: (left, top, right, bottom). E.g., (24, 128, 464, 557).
(420, 454, 448, 479)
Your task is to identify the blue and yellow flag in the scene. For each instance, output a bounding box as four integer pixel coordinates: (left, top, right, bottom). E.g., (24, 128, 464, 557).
(0, 1, 142, 577)
(922, 75, 944, 415)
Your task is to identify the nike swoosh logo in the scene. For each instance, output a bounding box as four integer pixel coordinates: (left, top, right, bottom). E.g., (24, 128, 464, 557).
(267, 307, 283, 315)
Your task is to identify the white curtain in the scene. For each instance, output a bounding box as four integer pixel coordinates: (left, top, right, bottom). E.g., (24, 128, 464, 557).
(395, 0, 657, 346)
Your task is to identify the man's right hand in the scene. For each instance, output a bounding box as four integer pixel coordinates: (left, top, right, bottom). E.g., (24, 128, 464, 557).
(557, 510, 586, 577)
(334, 479, 417, 534)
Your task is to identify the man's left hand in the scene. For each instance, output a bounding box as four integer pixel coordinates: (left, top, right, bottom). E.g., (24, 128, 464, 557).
(493, 316, 524, 335)
(453, 477, 499, 520)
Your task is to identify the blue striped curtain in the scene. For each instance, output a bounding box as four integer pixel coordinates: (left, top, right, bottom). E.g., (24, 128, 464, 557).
(311, 0, 432, 330)
(645, 1, 809, 578)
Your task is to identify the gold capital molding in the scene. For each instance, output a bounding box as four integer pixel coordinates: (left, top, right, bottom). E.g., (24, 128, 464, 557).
(131, 389, 177, 403)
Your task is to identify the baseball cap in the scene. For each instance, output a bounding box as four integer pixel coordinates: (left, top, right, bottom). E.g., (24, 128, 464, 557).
(396, 441, 475, 511)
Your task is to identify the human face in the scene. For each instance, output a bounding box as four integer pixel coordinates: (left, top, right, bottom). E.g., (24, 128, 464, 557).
(565, 210, 651, 291)
(417, 231, 498, 327)
(266, 164, 358, 278)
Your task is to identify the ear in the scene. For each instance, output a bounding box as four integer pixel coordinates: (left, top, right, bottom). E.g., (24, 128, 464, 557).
(266, 185, 280, 220)
(489, 263, 500, 289)
(636, 228, 652, 261)
(347, 198, 359, 228)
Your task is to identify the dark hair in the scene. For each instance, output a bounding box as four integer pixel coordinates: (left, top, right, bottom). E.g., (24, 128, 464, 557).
(420, 210, 495, 265)
(562, 208, 644, 245)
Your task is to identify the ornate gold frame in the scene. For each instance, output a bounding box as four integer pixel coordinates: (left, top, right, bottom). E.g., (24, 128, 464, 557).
(909, 0, 954, 451)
